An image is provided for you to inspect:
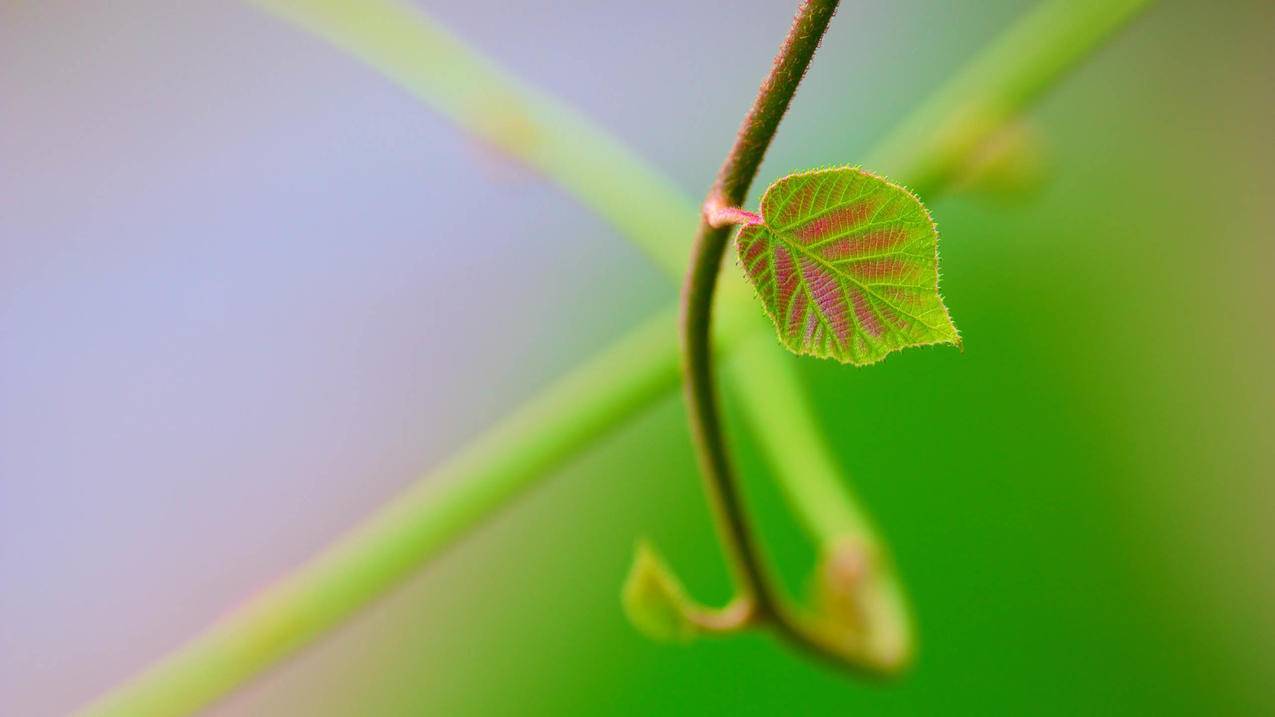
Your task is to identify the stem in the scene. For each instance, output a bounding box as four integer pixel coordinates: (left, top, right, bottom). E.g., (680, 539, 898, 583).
(251, 0, 695, 278)
(704, 199, 762, 228)
(683, 1, 919, 676)
(681, 0, 837, 625)
(78, 0, 1158, 712)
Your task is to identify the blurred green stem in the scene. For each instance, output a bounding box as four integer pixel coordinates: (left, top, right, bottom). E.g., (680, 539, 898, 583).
(78, 307, 707, 717)
(870, 0, 1155, 197)
(79, 0, 1155, 714)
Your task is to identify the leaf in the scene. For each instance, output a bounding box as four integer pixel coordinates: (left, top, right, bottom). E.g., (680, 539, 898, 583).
(621, 541, 699, 644)
(736, 167, 960, 365)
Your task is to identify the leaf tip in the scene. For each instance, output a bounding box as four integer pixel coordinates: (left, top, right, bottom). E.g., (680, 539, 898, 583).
(621, 541, 699, 644)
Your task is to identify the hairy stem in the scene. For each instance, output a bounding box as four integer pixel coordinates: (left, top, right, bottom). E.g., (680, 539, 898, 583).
(79, 0, 1157, 713)
(681, 0, 837, 627)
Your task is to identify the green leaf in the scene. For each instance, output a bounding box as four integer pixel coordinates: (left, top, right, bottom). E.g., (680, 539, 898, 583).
(621, 542, 699, 644)
(736, 167, 960, 365)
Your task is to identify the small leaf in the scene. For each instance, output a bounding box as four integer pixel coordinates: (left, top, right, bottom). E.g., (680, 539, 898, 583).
(621, 541, 699, 644)
(736, 167, 959, 365)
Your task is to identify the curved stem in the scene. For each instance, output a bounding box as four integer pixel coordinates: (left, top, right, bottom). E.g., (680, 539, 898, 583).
(680, 0, 838, 624)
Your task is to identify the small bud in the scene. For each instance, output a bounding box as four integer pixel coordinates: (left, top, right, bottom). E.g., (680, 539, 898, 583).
(621, 542, 700, 644)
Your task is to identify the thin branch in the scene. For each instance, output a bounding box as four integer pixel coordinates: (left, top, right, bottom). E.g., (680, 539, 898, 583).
(679, 0, 838, 639)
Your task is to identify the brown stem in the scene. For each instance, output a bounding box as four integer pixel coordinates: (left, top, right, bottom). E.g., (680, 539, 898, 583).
(679, 0, 838, 633)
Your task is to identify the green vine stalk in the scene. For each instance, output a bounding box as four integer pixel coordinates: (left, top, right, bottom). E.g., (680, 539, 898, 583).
(675, 0, 963, 671)
(677, 0, 877, 664)
(78, 0, 1157, 714)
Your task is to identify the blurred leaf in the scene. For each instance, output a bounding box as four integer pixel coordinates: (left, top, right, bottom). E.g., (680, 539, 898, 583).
(621, 542, 700, 644)
(736, 167, 960, 365)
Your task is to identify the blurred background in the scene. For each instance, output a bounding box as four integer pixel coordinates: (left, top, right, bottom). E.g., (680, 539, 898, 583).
(2, 0, 1273, 714)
